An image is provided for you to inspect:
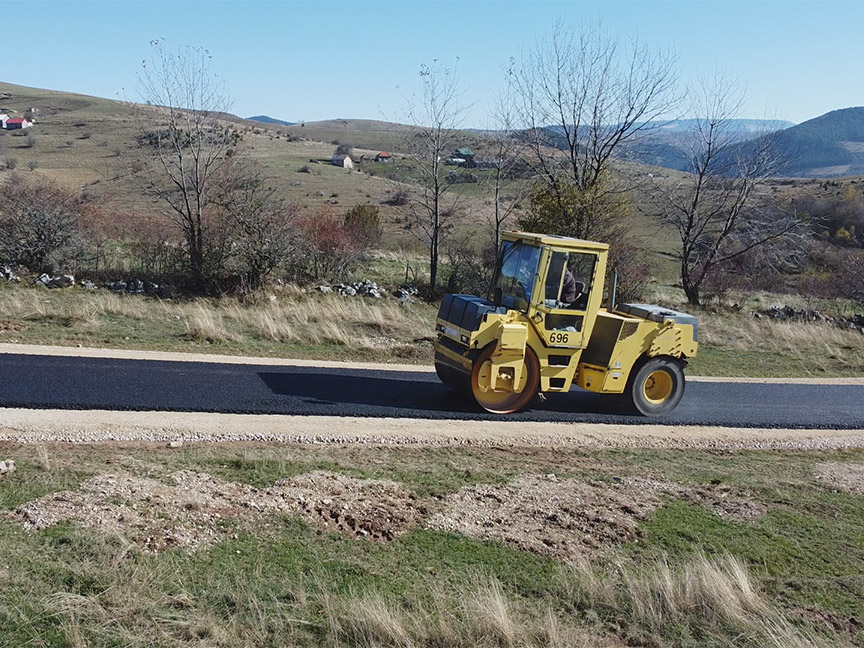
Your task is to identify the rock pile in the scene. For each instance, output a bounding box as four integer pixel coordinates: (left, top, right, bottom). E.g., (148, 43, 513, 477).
(2, 265, 20, 282)
(316, 280, 383, 298)
(106, 279, 175, 298)
(314, 281, 420, 303)
(394, 284, 418, 304)
(34, 273, 74, 288)
(754, 305, 864, 332)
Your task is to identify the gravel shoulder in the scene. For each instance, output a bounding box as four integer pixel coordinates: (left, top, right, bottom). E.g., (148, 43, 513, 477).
(2, 408, 863, 450)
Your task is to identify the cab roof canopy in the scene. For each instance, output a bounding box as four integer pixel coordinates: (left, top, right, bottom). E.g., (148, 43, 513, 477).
(501, 230, 610, 252)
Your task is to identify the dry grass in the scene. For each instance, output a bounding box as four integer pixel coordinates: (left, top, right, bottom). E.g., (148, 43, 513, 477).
(0, 282, 437, 362)
(643, 283, 864, 376)
(561, 554, 844, 648)
(322, 556, 842, 647)
(327, 577, 624, 648)
(183, 303, 242, 343)
(699, 314, 864, 374)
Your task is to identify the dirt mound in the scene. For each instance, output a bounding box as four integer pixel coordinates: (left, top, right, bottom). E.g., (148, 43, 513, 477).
(272, 471, 427, 541)
(11, 470, 425, 552)
(11, 469, 762, 558)
(13, 471, 254, 551)
(632, 478, 766, 521)
(428, 475, 661, 559)
(814, 462, 864, 494)
(427, 475, 764, 560)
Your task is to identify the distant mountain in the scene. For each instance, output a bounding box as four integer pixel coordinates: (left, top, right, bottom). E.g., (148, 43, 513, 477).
(763, 107, 864, 177)
(617, 119, 796, 172)
(623, 110, 864, 178)
(247, 115, 294, 126)
(542, 119, 795, 173)
(651, 118, 795, 134)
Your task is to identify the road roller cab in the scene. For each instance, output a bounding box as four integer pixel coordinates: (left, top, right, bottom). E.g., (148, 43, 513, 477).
(433, 231, 699, 416)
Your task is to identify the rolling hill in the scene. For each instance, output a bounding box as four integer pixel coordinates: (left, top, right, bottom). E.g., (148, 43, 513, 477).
(767, 107, 864, 177)
(247, 115, 295, 126)
(614, 110, 864, 177)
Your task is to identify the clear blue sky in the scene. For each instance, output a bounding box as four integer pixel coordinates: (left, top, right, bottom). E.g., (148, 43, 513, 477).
(3, 0, 862, 126)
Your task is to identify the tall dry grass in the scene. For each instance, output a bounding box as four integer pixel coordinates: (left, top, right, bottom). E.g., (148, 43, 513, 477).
(326, 577, 621, 648)
(700, 313, 864, 373)
(0, 283, 436, 359)
(560, 553, 843, 648)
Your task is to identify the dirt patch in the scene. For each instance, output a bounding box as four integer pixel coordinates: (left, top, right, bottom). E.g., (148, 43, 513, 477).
(789, 607, 863, 635)
(10, 469, 426, 552)
(814, 462, 864, 494)
(427, 475, 765, 560)
(273, 471, 429, 541)
(10, 468, 762, 558)
(635, 478, 767, 521)
(0, 319, 24, 332)
(427, 475, 660, 559)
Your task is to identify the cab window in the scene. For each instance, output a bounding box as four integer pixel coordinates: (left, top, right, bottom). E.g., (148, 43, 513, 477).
(494, 241, 541, 311)
(543, 251, 597, 333)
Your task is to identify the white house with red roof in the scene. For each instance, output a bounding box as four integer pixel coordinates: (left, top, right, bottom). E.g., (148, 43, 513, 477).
(4, 118, 32, 130)
(375, 151, 393, 163)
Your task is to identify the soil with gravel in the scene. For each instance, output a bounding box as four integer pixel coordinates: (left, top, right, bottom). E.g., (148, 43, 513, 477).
(11, 469, 427, 552)
(427, 475, 765, 560)
(814, 462, 864, 495)
(10, 470, 763, 558)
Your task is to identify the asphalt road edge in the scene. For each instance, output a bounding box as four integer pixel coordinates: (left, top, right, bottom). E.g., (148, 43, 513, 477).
(2, 342, 862, 385)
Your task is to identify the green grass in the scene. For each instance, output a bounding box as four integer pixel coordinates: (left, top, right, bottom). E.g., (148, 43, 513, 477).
(2, 443, 864, 646)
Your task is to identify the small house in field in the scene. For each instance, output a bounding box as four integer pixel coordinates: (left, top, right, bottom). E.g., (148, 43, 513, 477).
(4, 118, 32, 130)
(331, 154, 354, 169)
(374, 151, 393, 163)
(449, 147, 476, 167)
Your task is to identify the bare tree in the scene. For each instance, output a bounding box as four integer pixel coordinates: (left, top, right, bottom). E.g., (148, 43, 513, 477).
(133, 40, 241, 287)
(484, 70, 530, 246)
(401, 61, 467, 290)
(652, 75, 799, 305)
(514, 21, 679, 240)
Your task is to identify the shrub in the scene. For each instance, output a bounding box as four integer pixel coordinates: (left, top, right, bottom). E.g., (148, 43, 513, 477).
(0, 176, 86, 272)
(383, 189, 409, 206)
(290, 209, 364, 283)
(343, 203, 382, 249)
(444, 236, 496, 296)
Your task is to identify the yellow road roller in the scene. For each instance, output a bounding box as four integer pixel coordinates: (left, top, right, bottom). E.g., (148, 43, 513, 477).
(433, 231, 698, 416)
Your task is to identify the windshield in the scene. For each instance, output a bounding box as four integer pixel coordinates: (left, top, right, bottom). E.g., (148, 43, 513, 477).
(494, 241, 541, 311)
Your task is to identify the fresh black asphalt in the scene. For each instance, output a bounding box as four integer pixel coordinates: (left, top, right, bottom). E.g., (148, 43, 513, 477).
(1, 353, 862, 429)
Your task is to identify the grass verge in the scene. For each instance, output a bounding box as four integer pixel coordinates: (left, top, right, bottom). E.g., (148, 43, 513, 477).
(1, 442, 863, 646)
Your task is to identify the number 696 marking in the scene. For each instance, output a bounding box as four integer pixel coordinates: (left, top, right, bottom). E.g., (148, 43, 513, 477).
(549, 332, 569, 344)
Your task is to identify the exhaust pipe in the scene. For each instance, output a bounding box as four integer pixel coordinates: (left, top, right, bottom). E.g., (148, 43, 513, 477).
(607, 267, 618, 311)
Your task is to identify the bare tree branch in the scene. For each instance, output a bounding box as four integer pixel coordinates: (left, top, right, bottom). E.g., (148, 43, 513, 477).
(131, 40, 241, 287)
(652, 73, 800, 305)
(513, 20, 679, 240)
(399, 60, 468, 290)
